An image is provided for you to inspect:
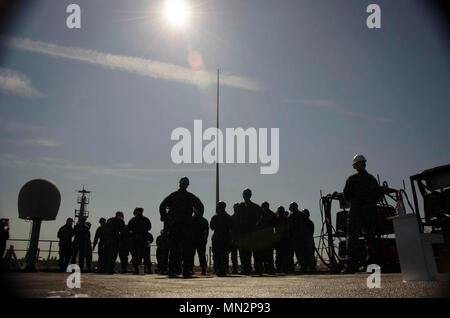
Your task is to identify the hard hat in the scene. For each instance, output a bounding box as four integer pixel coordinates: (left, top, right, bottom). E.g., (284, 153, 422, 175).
(352, 154, 367, 165)
(216, 201, 226, 209)
(303, 209, 310, 217)
(243, 188, 252, 197)
(179, 176, 190, 185)
(66, 217, 74, 222)
(289, 202, 298, 210)
(99, 217, 106, 223)
(261, 201, 269, 209)
(277, 206, 285, 213)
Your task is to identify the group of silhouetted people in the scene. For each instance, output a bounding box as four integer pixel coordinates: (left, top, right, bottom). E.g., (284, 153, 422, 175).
(58, 176, 316, 277)
(203, 190, 317, 277)
(57, 208, 153, 275)
(157, 177, 317, 277)
(56, 153, 384, 277)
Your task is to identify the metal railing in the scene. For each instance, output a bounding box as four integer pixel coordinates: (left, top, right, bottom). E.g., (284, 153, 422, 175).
(5, 235, 328, 271)
(5, 238, 157, 262)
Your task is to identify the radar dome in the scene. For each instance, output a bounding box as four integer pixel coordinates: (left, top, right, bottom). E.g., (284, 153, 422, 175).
(18, 178, 61, 221)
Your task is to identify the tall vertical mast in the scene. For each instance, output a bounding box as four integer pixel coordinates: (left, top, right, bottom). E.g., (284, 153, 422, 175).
(216, 69, 220, 204)
(75, 186, 91, 223)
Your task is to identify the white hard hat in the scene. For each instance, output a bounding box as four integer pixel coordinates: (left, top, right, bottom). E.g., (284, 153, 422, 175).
(352, 154, 367, 165)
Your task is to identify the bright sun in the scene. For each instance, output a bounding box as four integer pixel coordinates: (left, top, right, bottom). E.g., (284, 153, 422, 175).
(164, 0, 190, 28)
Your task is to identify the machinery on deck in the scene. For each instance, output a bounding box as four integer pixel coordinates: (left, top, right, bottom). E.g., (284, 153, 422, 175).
(410, 164, 450, 273)
(316, 164, 450, 274)
(316, 180, 410, 273)
(410, 164, 450, 232)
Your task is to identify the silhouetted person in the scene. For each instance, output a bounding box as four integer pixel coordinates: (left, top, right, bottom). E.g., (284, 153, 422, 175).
(93, 218, 106, 273)
(288, 202, 309, 273)
(156, 230, 169, 274)
(255, 201, 276, 274)
(160, 212, 182, 275)
(173, 245, 183, 275)
(230, 203, 240, 274)
(274, 206, 291, 273)
(128, 207, 152, 275)
(303, 209, 317, 273)
(210, 201, 233, 277)
(4, 245, 18, 270)
(144, 231, 153, 274)
(0, 219, 10, 260)
(85, 222, 93, 272)
(235, 188, 263, 275)
(159, 177, 204, 278)
(192, 214, 209, 275)
(119, 225, 131, 273)
(103, 211, 125, 274)
(57, 218, 74, 271)
(72, 218, 91, 272)
(342, 154, 383, 274)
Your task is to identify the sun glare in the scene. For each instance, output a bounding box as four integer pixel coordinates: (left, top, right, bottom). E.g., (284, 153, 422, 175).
(164, 0, 190, 28)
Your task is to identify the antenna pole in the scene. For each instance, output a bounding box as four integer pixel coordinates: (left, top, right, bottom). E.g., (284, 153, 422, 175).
(75, 187, 91, 223)
(216, 69, 220, 204)
(25, 219, 42, 271)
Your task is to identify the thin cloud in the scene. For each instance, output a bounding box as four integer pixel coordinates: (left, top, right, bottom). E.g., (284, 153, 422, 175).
(0, 67, 45, 99)
(0, 116, 59, 147)
(4, 36, 261, 92)
(284, 99, 393, 124)
(0, 154, 213, 180)
(24, 137, 60, 147)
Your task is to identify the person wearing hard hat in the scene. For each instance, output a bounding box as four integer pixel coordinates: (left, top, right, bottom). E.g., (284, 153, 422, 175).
(159, 177, 204, 278)
(235, 188, 264, 275)
(210, 201, 233, 276)
(341, 154, 383, 274)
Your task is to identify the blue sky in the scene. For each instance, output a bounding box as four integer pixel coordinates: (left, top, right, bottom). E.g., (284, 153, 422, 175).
(0, 0, 449, 256)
